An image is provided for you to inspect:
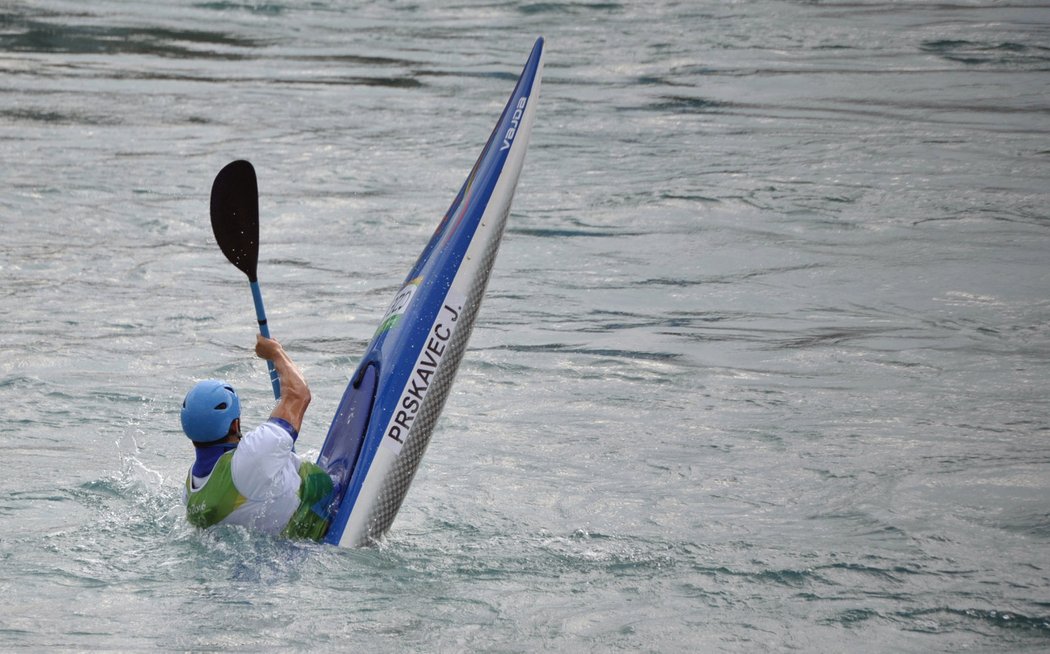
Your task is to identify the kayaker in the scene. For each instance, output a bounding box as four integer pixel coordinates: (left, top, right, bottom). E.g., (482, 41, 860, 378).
(179, 335, 332, 540)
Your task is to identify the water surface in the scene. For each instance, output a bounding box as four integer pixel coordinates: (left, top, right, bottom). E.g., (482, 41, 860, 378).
(2, 1, 1049, 651)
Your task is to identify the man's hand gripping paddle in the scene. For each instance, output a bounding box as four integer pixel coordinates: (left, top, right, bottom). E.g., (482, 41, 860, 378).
(209, 160, 281, 399)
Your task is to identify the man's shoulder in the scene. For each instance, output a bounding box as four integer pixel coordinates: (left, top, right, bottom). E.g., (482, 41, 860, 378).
(229, 419, 301, 499)
(266, 417, 299, 441)
(238, 419, 296, 456)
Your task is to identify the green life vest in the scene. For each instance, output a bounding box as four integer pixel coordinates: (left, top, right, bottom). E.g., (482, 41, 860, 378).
(185, 452, 245, 528)
(283, 461, 334, 541)
(184, 451, 333, 541)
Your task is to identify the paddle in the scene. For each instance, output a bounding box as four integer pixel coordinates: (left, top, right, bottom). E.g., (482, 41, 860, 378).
(209, 159, 281, 399)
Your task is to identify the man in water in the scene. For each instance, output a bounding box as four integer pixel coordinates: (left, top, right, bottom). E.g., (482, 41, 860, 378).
(180, 335, 332, 540)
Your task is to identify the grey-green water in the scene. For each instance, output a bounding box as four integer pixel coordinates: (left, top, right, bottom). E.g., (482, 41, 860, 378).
(2, 1, 1049, 651)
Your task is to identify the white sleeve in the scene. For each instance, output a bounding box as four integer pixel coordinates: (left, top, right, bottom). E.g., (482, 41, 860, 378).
(230, 420, 303, 501)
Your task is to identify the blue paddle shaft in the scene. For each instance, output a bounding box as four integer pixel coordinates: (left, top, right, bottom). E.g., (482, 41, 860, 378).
(250, 280, 281, 399)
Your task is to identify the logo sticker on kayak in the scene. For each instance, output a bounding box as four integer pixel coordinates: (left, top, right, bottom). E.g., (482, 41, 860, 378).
(500, 96, 529, 151)
(383, 293, 465, 455)
(376, 277, 421, 336)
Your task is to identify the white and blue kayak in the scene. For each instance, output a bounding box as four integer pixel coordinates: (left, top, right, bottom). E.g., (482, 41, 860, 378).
(317, 38, 545, 547)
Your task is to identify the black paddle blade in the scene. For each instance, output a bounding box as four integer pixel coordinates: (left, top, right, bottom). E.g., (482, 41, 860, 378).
(210, 160, 260, 282)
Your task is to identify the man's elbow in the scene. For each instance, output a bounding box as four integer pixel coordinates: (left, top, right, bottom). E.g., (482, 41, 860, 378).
(289, 384, 311, 409)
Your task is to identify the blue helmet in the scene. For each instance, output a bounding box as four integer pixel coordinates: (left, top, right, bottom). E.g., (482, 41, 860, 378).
(181, 380, 240, 443)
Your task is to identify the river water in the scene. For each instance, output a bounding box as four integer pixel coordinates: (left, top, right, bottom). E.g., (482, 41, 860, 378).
(2, 1, 1049, 651)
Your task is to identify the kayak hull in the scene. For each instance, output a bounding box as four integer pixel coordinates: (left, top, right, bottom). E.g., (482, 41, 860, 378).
(318, 38, 545, 547)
